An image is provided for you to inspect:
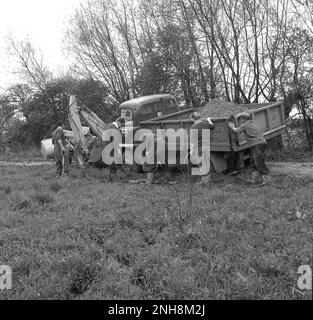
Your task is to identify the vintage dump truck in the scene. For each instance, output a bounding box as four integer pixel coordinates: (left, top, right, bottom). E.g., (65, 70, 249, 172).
(42, 95, 285, 175)
(138, 101, 286, 173)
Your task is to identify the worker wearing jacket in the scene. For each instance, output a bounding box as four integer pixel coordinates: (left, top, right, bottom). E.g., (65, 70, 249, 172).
(99, 117, 126, 181)
(190, 112, 216, 184)
(52, 125, 70, 176)
(228, 112, 270, 183)
(142, 135, 167, 184)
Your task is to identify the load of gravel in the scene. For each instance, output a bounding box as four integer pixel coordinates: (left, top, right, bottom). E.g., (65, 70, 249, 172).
(198, 99, 250, 118)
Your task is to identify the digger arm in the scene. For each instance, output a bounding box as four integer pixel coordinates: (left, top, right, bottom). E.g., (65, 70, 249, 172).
(68, 95, 108, 154)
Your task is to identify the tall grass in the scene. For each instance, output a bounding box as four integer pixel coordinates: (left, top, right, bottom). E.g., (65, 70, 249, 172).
(0, 164, 312, 300)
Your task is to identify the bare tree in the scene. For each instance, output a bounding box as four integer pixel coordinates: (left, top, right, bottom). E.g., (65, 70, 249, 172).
(66, 0, 132, 103)
(291, 0, 313, 34)
(7, 36, 51, 94)
(64, 0, 312, 117)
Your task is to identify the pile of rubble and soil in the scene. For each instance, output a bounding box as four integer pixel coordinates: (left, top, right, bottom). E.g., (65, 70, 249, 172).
(198, 99, 250, 118)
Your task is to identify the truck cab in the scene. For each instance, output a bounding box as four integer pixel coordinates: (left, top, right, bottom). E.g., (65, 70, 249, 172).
(119, 94, 178, 127)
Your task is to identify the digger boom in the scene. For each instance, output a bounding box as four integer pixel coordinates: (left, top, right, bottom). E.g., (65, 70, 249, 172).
(68, 95, 108, 154)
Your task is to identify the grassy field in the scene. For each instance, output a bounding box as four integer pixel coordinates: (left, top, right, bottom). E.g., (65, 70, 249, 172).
(0, 163, 312, 300)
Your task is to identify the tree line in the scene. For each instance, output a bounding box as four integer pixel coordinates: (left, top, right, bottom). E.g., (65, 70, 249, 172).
(1, 0, 313, 150)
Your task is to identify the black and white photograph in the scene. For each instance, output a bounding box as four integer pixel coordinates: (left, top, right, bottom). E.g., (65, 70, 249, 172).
(0, 0, 312, 305)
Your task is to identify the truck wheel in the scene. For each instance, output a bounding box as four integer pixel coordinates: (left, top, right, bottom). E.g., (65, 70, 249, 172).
(121, 163, 143, 174)
(121, 151, 143, 173)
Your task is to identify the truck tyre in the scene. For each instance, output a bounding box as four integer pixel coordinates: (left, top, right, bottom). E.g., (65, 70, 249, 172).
(121, 151, 143, 173)
(121, 162, 143, 173)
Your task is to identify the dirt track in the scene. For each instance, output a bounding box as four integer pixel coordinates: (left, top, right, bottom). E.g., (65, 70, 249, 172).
(268, 162, 313, 177)
(0, 160, 54, 166)
(0, 160, 313, 178)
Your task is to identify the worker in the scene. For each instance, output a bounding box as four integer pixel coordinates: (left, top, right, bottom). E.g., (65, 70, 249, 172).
(142, 135, 165, 185)
(101, 117, 126, 180)
(228, 112, 270, 184)
(52, 124, 71, 177)
(190, 112, 216, 184)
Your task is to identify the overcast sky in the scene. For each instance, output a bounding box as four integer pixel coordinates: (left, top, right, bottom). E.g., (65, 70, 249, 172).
(0, 0, 82, 92)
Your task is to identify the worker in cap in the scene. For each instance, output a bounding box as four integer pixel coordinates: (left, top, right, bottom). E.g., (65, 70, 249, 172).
(236, 112, 251, 120)
(140, 134, 165, 185)
(52, 124, 71, 177)
(99, 116, 126, 181)
(228, 112, 270, 184)
(190, 112, 216, 185)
